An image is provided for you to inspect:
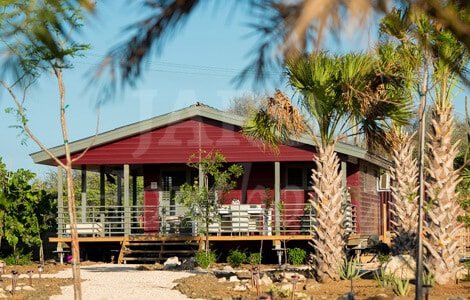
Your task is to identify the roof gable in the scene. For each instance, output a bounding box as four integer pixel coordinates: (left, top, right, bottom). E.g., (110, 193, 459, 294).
(30, 103, 390, 168)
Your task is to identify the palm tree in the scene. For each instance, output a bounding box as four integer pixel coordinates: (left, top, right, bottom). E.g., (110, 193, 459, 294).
(423, 31, 468, 284)
(389, 129, 419, 257)
(380, 7, 469, 286)
(92, 1, 470, 94)
(244, 47, 413, 282)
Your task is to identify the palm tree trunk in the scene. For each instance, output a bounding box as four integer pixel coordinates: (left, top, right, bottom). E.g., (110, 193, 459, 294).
(424, 102, 462, 285)
(389, 131, 419, 256)
(309, 143, 345, 282)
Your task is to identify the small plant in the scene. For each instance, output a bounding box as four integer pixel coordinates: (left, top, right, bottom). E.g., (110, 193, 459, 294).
(227, 249, 247, 268)
(374, 269, 393, 288)
(337, 258, 364, 280)
(248, 252, 262, 265)
(278, 287, 292, 298)
(423, 270, 435, 286)
(287, 247, 306, 265)
(377, 252, 391, 265)
(392, 276, 410, 296)
(195, 250, 216, 269)
(465, 261, 470, 280)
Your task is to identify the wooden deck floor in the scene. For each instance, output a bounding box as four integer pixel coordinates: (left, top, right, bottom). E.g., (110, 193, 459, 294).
(49, 234, 312, 243)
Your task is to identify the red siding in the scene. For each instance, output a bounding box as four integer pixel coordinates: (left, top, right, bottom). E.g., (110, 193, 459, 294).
(70, 119, 316, 165)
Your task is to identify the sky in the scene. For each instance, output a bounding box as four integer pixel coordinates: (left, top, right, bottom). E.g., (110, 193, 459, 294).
(0, 2, 468, 177)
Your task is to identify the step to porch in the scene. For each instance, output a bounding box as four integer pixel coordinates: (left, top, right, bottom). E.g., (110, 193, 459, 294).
(117, 238, 199, 264)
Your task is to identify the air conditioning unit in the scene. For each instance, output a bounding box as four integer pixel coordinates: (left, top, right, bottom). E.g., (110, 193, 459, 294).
(377, 173, 390, 191)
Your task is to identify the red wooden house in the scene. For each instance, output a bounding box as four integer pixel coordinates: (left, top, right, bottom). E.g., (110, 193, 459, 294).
(31, 103, 392, 263)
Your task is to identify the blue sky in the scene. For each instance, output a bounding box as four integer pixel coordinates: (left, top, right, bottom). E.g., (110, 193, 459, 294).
(0, 2, 467, 177)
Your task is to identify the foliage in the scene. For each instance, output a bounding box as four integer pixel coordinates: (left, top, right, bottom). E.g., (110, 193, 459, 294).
(392, 276, 410, 296)
(195, 250, 216, 269)
(336, 258, 364, 280)
(99, 1, 470, 96)
(248, 252, 262, 265)
(374, 269, 394, 288)
(38, 170, 144, 207)
(377, 252, 392, 265)
(287, 247, 306, 265)
(2, 250, 33, 266)
(0, 2, 92, 298)
(176, 150, 243, 253)
(0, 158, 56, 262)
(423, 270, 435, 286)
(227, 249, 247, 268)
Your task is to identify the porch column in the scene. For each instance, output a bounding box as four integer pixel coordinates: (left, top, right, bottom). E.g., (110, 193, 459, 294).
(100, 166, 105, 208)
(123, 164, 131, 236)
(117, 176, 122, 206)
(81, 165, 87, 223)
(132, 171, 137, 206)
(274, 161, 281, 235)
(341, 161, 347, 189)
(57, 166, 64, 237)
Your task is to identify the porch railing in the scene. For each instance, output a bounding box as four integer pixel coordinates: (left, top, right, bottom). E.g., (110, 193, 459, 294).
(57, 202, 316, 237)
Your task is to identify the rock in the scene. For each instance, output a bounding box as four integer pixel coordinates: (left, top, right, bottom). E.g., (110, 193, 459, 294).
(259, 274, 273, 286)
(178, 257, 197, 270)
(369, 293, 391, 300)
(233, 284, 247, 291)
(382, 255, 415, 280)
(163, 256, 181, 270)
(221, 265, 234, 272)
(229, 275, 239, 282)
(236, 270, 251, 280)
(294, 291, 308, 300)
(22, 285, 35, 291)
(303, 279, 320, 291)
(217, 277, 226, 283)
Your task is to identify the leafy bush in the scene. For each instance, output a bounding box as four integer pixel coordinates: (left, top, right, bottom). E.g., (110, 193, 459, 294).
(195, 251, 216, 269)
(248, 252, 262, 265)
(287, 247, 306, 265)
(227, 249, 247, 268)
(3, 251, 33, 266)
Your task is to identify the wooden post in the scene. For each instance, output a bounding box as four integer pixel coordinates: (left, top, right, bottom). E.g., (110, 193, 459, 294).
(57, 166, 64, 237)
(274, 161, 280, 235)
(81, 165, 87, 223)
(124, 164, 131, 236)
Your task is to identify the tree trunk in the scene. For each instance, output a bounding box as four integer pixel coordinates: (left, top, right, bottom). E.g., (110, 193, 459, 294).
(424, 102, 462, 285)
(66, 165, 82, 299)
(389, 132, 419, 256)
(309, 143, 345, 282)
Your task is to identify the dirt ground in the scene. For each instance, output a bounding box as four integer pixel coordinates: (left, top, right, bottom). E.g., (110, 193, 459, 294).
(173, 263, 470, 300)
(1, 261, 469, 300)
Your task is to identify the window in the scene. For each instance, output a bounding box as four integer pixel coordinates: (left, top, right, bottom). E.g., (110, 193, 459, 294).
(377, 172, 390, 191)
(286, 165, 314, 189)
(287, 168, 303, 187)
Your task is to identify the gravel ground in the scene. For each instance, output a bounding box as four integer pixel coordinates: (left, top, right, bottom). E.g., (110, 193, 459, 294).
(47, 264, 201, 300)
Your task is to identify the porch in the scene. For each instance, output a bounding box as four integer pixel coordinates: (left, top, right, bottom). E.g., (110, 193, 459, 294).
(55, 202, 318, 238)
(51, 202, 319, 264)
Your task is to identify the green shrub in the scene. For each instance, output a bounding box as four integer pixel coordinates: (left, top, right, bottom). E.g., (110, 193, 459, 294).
(195, 251, 216, 269)
(3, 251, 33, 266)
(248, 252, 262, 265)
(227, 249, 247, 268)
(287, 247, 306, 265)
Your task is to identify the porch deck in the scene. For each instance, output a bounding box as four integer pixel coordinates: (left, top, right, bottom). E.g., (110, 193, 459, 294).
(52, 202, 318, 263)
